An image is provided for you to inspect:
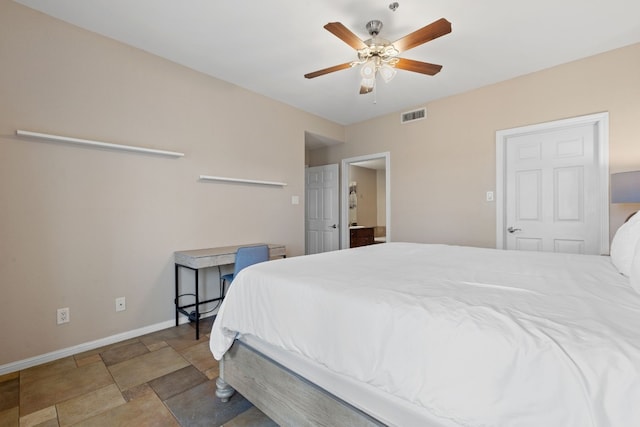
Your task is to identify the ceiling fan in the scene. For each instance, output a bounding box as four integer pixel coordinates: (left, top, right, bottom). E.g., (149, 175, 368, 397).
(304, 18, 452, 94)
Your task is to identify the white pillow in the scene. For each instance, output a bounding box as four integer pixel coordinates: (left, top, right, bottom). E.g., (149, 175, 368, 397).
(630, 236, 640, 294)
(610, 212, 640, 276)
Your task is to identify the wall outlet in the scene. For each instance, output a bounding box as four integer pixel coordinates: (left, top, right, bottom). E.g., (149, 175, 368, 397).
(57, 307, 70, 324)
(115, 297, 126, 312)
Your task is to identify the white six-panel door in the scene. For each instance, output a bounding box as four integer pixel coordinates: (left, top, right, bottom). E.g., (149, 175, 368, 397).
(305, 164, 340, 255)
(497, 113, 609, 255)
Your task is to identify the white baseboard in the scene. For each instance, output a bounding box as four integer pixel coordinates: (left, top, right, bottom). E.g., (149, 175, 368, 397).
(0, 314, 214, 375)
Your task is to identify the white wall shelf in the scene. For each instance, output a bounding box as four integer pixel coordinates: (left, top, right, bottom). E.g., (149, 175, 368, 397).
(16, 130, 185, 158)
(199, 175, 287, 187)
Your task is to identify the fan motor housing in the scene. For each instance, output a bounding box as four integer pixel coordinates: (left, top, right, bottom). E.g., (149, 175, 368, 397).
(366, 20, 383, 36)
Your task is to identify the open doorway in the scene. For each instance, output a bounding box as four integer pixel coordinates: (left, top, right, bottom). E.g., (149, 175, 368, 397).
(341, 152, 390, 249)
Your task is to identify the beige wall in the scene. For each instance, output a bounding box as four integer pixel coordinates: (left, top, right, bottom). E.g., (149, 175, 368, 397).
(309, 42, 640, 247)
(0, 2, 343, 366)
(349, 165, 377, 227)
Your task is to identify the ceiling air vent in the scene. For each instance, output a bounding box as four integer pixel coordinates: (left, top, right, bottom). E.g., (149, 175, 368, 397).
(401, 107, 426, 124)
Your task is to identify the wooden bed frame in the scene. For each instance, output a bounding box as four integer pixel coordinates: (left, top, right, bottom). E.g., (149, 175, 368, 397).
(215, 340, 385, 426)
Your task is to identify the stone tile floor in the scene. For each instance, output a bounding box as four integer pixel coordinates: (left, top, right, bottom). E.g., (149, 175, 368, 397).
(0, 317, 278, 426)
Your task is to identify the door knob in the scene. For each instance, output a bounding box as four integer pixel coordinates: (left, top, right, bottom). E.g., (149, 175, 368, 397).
(507, 226, 522, 233)
(329, 224, 337, 229)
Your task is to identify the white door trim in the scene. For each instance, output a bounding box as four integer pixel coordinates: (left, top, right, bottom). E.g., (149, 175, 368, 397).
(495, 112, 610, 253)
(341, 152, 391, 249)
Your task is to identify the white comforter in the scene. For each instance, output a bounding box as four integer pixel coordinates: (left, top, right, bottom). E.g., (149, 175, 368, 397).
(210, 243, 640, 426)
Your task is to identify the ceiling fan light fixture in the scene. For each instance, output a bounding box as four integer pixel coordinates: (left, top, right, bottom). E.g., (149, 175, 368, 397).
(361, 77, 375, 88)
(357, 47, 372, 61)
(360, 77, 375, 94)
(360, 60, 376, 78)
(382, 45, 399, 58)
(379, 63, 397, 83)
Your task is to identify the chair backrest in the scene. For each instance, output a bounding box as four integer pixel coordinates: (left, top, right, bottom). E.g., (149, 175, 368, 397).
(233, 245, 270, 277)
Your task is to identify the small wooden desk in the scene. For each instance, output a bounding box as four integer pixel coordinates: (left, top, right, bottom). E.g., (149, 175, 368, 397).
(175, 243, 286, 339)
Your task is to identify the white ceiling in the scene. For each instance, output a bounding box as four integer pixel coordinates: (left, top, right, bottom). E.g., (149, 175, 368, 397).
(14, 0, 640, 126)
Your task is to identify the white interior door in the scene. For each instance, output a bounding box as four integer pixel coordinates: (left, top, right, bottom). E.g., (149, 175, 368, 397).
(305, 164, 339, 255)
(497, 113, 609, 255)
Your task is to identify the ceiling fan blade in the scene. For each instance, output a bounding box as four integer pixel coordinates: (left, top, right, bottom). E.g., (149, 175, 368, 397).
(395, 58, 443, 75)
(392, 18, 451, 53)
(304, 62, 353, 79)
(359, 84, 374, 95)
(324, 22, 367, 50)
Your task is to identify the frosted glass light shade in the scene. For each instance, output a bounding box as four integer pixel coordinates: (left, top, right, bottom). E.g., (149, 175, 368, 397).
(379, 64, 396, 83)
(360, 60, 376, 78)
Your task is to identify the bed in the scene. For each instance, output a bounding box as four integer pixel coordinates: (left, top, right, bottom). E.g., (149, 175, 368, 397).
(210, 237, 640, 426)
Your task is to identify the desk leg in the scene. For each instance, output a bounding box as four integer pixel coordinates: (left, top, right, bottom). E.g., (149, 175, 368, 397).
(195, 267, 200, 340)
(174, 264, 179, 327)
